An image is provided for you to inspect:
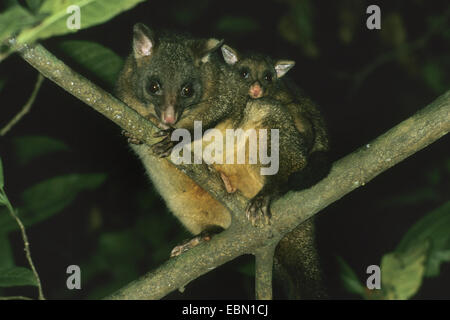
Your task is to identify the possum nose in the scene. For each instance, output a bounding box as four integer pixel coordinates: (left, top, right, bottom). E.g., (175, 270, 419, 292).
(162, 106, 177, 124)
(249, 83, 263, 99)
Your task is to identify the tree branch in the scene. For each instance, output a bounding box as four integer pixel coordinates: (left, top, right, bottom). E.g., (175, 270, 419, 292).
(8, 41, 450, 300)
(254, 244, 277, 300)
(0, 73, 44, 136)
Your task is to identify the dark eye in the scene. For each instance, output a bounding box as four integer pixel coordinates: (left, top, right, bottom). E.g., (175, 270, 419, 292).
(240, 68, 250, 79)
(263, 72, 272, 82)
(181, 84, 194, 98)
(148, 80, 161, 95)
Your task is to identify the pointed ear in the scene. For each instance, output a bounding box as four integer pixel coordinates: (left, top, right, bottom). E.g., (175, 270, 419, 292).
(191, 38, 224, 65)
(133, 23, 155, 59)
(274, 60, 295, 78)
(221, 44, 239, 65)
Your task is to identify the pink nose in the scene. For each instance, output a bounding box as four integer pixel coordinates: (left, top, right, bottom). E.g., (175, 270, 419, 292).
(249, 84, 263, 99)
(162, 106, 177, 124)
(163, 113, 176, 124)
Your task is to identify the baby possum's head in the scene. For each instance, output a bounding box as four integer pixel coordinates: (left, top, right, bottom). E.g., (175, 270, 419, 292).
(221, 44, 295, 99)
(131, 23, 222, 128)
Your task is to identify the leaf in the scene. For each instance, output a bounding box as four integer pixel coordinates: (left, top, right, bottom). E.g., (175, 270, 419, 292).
(57, 40, 124, 87)
(0, 4, 39, 43)
(0, 173, 107, 233)
(381, 241, 429, 300)
(0, 267, 38, 287)
(25, 0, 43, 13)
(336, 256, 366, 297)
(396, 201, 450, 277)
(16, 0, 146, 43)
(13, 135, 70, 166)
(0, 232, 14, 269)
(422, 61, 446, 94)
(215, 16, 260, 34)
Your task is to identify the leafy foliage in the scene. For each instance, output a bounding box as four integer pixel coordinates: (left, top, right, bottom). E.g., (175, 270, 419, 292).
(16, 0, 146, 43)
(0, 5, 39, 43)
(339, 201, 450, 300)
(57, 40, 123, 87)
(13, 135, 70, 166)
(0, 267, 38, 288)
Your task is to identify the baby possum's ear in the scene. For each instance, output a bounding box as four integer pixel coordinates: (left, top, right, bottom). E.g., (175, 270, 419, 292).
(221, 44, 239, 65)
(191, 38, 224, 65)
(133, 23, 156, 59)
(274, 60, 295, 78)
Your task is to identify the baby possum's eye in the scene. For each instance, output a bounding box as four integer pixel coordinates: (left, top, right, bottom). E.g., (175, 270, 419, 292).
(148, 80, 162, 95)
(240, 68, 250, 79)
(181, 83, 194, 98)
(263, 72, 272, 82)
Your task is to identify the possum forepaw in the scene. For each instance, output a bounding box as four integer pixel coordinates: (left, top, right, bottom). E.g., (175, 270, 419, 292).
(122, 130, 143, 145)
(152, 128, 176, 157)
(246, 194, 272, 227)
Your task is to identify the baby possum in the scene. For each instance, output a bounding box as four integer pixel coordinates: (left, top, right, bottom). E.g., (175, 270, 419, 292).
(220, 45, 329, 160)
(221, 44, 330, 299)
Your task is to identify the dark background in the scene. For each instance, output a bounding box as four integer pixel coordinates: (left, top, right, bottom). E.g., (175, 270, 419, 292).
(0, 0, 449, 299)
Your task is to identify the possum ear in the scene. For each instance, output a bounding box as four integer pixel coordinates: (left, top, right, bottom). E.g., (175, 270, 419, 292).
(274, 60, 295, 78)
(191, 38, 224, 65)
(133, 23, 155, 59)
(221, 45, 239, 65)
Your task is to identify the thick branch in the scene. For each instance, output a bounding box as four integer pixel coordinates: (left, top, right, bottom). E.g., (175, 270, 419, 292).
(254, 244, 277, 300)
(9, 41, 450, 300)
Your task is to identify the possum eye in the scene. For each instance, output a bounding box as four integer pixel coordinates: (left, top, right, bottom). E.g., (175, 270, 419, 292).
(240, 68, 250, 79)
(181, 83, 194, 98)
(263, 72, 272, 82)
(148, 80, 161, 95)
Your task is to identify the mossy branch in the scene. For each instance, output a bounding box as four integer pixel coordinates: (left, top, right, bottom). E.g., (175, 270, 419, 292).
(9, 41, 450, 300)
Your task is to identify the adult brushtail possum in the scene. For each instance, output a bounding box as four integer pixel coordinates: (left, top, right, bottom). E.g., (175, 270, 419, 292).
(221, 44, 330, 298)
(115, 23, 328, 298)
(115, 23, 248, 246)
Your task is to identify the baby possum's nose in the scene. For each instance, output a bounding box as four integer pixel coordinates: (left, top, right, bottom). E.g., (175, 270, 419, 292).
(161, 105, 177, 125)
(249, 82, 263, 99)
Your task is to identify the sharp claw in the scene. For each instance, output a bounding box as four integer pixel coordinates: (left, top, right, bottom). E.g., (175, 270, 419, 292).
(153, 131, 167, 138)
(246, 194, 272, 227)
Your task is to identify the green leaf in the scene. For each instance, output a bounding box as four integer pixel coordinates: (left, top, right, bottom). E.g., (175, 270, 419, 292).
(57, 40, 124, 87)
(336, 256, 366, 297)
(396, 201, 450, 277)
(0, 5, 39, 43)
(0, 267, 38, 287)
(13, 135, 70, 166)
(0, 173, 107, 233)
(0, 156, 4, 189)
(25, 0, 43, 13)
(16, 0, 146, 43)
(381, 241, 429, 300)
(0, 232, 14, 269)
(215, 16, 259, 34)
(422, 61, 447, 94)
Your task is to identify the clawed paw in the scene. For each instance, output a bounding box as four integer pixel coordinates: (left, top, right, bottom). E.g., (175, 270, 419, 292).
(245, 194, 271, 227)
(152, 127, 176, 157)
(122, 130, 143, 145)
